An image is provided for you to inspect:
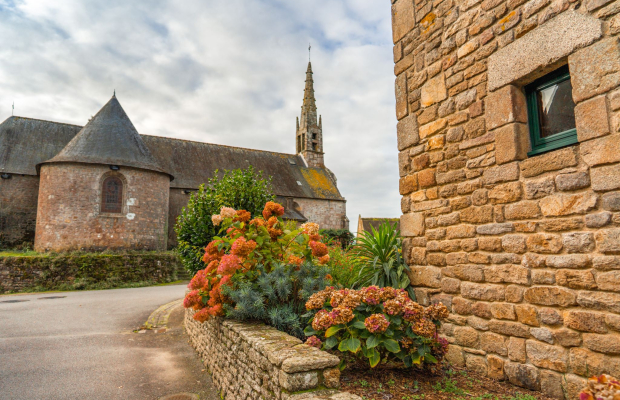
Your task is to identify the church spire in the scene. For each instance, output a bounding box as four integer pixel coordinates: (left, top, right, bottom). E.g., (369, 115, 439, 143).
(296, 60, 324, 168)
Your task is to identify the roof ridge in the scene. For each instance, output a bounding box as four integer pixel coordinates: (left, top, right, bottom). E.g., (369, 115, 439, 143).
(6, 115, 83, 128)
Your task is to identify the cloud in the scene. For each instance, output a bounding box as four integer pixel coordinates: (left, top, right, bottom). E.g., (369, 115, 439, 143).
(0, 0, 401, 231)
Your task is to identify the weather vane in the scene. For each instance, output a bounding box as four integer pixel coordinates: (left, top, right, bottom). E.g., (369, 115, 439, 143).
(12, 101, 14, 116)
(309, 43, 311, 62)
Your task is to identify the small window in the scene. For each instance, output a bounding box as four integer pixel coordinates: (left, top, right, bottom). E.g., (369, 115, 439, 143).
(525, 65, 577, 156)
(101, 176, 123, 213)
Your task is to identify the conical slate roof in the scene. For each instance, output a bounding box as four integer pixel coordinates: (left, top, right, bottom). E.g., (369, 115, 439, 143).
(40, 95, 171, 178)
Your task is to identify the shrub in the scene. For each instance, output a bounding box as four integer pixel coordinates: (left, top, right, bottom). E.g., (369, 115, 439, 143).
(175, 166, 274, 274)
(324, 244, 362, 289)
(182, 204, 332, 338)
(303, 286, 449, 369)
(321, 229, 355, 250)
(351, 222, 414, 299)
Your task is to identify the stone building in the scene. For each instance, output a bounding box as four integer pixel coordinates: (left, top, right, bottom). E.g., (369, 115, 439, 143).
(0, 62, 347, 251)
(391, 0, 620, 398)
(356, 216, 400, 238)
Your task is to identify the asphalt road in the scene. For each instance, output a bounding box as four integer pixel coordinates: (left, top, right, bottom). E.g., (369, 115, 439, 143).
(0, 285, 219, 400)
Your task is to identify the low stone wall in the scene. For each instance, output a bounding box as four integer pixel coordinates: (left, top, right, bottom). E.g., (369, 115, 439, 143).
(0, 252, 182, 293)
(185, 309, 361, 400)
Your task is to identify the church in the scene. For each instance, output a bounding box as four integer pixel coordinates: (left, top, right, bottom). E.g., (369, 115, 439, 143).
(0, 62, 348, 251)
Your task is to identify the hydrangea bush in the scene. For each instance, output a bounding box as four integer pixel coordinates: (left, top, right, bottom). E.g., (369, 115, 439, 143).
(183, 202, 332, 337)
(580, 375, 620, 400)
(303, 286, 449, 369)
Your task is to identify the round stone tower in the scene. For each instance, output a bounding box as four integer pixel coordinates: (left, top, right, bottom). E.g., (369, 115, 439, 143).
(34, 95, 172, 252)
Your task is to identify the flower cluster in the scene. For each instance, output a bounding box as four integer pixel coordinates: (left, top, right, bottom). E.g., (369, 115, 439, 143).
(184, 202, 334, 324)
(580, 375, 620, 400)
(305, 336, 322, 349)
(304, 286, 449, 369)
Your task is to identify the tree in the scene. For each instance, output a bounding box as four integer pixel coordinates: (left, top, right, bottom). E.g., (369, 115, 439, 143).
(175, 166, 274, 274)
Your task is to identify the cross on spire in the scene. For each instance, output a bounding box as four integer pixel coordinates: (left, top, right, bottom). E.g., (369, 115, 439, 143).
(309, 43, 311, 61)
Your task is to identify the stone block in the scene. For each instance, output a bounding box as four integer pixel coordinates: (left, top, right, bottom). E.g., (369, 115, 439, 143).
(483, 162, 520, 184)
(399, 175, 418, 195)
(400, 212, 424, 237)
(539, 192, 598, 216)
(452, 297, 472, 315)
(323, 368, 340, 389)
(454, 326, 480, 347)
(468, 316, 490, 331)
(606, 314, 620, 332)
(562, 232, 595, 253)
(581, 133, 620, 167)
(526, 340, 568, 372)
(524, 286, 576, 307)
(506, 285, 525, 303)
(490, 303, 516, 321)
(459, 206, 494, 224)
(486, 86, 528, 130)
(575, 95, 610, 141)
(395, 73, 408, 120)
(461, 282, 505, 301)
(477, 223, 515, 235)
(583, 333, 620, 354)
(408, 265, 442, 288)
(421, 74, 447, 107)
(504, 362, 540, 391)
(515, 305, 540, 327)
(540, 370, 565, 400)
(540, 308, 563, 326)
(526, 233, 563, 253)
(489, 320, 530, 338)
(419, 118, 447, 138)
(524, 176, 555, 199)
(478, 237, 502, 252)
(532, 269, 556, 285)
(555, 171, 591, 192)
(591, 163, 620, 191)
(566, 310, 608, 333)
(602, 191, 620, 211)
(569, 37, 620, 102)
(396, 113, 420, 151)
(445, 344, 465, 367)
(487, 354, 505, 380)
(446, 224, 476, 239)
(279, 370, 318, 392)
(465, 354, 488, 376)
(596, 270, 620, 292)
(391, 0, 415, 43)
(577, 291, 620, 314)
(502, 234, 527, 253)
(418, 168, 437, 188)
(519, 147, 578, 178)
(484, 265, 530, 285)
(586, 212, 613, 228)
(539, 217, 583, 232)
(531, 327, 554, 344)
(596, 228, 620, 254)
(556, 269, 597, 290)
(546, 254, 591, 269)
(593, 256, 620, 271)
(507, 337, 527, 363)
(554, 328, 582, 347)
(472, 302, 493, 319)
(504, 200, 541, 220)
(488, 11, 602, 91)
(489, 181, 523, 204)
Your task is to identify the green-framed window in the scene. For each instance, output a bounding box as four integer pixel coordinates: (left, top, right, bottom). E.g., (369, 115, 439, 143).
(525, 65, 578, 156)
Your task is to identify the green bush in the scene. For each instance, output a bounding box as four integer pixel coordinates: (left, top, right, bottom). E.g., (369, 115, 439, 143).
(175, 166, 274, 274)
(351, 222, 414, 299)
(320, 229, 355, 249)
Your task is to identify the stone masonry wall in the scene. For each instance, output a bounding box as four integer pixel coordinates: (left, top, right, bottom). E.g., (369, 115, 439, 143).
(35, 163, 170, 252)
(0, 174, 39, 247)
(392, 0, 620, 398)
(295, 198, 348, 230)
(184, 309, 361, 400)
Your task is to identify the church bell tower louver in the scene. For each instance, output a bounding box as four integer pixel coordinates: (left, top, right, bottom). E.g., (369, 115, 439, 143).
(296, 61, 324, 168)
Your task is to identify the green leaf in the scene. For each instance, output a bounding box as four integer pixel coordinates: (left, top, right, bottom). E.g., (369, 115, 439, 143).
(368, 348, 380, 368)
(338, 340, 348, 352)
(410, 353, 422, 365)
(351, 321, 366, 330)
(366, 335, 379, 349)
(384, 339, 400, 353)
(325, 326, 343, 338)
(303, 326, 317, 336)
(324, 336, 338, 349)
(424, 353, 438, 364)
(347, 338, 361, 353)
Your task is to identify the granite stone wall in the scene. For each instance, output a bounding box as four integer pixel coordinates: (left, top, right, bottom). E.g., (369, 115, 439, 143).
(184, 309, 361, 400)
(0, 174, 39, 247)
(391, 0, 620, 398)
(35, 163, 170, 252)
(295, 198, 348, 230)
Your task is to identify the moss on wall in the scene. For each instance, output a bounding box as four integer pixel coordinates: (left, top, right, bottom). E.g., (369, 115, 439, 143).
(0, 251, 184, 293)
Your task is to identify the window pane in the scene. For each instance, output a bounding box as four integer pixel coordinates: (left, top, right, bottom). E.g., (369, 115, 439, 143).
(536, 78, 576, 138)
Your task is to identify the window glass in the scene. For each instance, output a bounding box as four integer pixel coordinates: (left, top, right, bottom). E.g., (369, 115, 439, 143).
(101, 177, 123, 213)
(536, 78, 576, 138)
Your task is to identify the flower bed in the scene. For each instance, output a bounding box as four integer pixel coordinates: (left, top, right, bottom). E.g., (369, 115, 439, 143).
(185, 308, 361, 400)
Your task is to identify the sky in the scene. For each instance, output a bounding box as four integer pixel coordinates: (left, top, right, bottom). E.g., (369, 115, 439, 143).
(0, 0, 400, 233)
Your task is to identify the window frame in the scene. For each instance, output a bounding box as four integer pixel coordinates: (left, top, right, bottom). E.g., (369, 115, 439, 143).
(525, 65, 578, 157)
(101, 176, 124, 214)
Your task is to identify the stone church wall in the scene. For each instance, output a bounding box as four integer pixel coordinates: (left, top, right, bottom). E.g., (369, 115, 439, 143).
(392, 1, 620, 398)
(295, 198, 348, 230)
(35, 163, 170, 252)
(0, 174, 39, 247)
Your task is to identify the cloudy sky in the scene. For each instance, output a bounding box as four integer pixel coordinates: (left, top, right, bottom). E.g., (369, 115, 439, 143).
(0, 0, 399, 232)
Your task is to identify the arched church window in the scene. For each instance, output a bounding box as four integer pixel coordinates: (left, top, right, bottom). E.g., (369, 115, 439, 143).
(101, 176, 123, 213)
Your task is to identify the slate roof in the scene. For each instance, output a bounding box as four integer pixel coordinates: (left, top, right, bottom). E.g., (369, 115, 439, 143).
(42, 96, 170, 177)
(0, 115, 344, 201)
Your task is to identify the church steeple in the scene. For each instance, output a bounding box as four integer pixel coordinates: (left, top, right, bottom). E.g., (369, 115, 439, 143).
(296, 61, 324, 168)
